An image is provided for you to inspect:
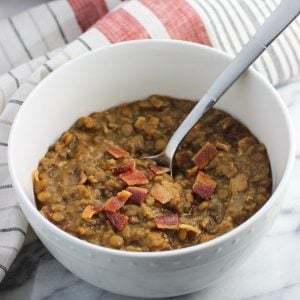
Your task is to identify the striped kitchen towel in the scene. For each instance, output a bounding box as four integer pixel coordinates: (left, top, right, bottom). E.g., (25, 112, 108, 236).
(0, 0, 299, 281)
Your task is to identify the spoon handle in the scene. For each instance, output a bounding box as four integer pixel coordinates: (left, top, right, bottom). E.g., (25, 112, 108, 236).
(165, 0, 300, 160)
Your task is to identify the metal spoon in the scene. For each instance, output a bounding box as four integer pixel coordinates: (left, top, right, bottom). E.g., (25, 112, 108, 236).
(143, 0, 300, 175)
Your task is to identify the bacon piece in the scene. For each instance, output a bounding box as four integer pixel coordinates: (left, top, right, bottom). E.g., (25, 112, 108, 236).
(145, 169, 156, 182)
(106, 145, 129, 159)
(103, 196, 125, 212)
(103, 190, 132, 212)
(161, 181, 180, 198)
(117, 190, 132, 201)
(101, 162, 112, 171)
(148, 165, 170, 175)
(105, 211, 128, 231)
(126, 187, 148, 204)
(192, 142, 218, 169)
(155, 214, 179, 230)
(150, 183, 173, 204)
(119, 170, 149, 186)
(178, 224, 201, 235)
(112, 160, 135, 175)
(81, 205, 102, 219)
(193, 171, 217, 200)
(186, 166, 199, 178)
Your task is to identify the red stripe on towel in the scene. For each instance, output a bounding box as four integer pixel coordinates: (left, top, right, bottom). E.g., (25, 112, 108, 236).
(93, 8, 150, 42)
(140, 0, 211, 45)
(68, 0, 108, 31)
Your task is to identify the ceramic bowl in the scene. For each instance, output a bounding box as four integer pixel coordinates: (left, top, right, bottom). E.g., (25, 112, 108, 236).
(8, 40, 295, 298)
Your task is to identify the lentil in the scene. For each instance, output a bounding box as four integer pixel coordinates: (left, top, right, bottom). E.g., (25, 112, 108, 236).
(34, 95, 271, 251)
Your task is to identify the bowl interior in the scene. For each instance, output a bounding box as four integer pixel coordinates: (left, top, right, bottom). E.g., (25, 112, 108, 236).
(9, 41, 292, 218)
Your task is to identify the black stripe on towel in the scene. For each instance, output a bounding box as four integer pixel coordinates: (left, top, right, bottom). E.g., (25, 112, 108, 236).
(8, 99, 23, 106)
(0, 184, 13, 190)
(195, 2, 227, 51)
(270, 0, 300, 71)
(27, 10, 50, 52)
(0, 264, 8, 274)
(251, 1, 287, 81)
(0, 119, 12, 126)
(262, 0, 293, 78)
(0, 142, 8, 147)
(202, 0, 239, 53)
(0, 227, 26, 237)
(7, 71, 20, 88)
(226, 0, 272, 82)
(8, 18, 33, 59)
(238, 0, 277, 82)
(43, 63, 53, 73)
(46, 3, 68, 43)
(78, 37, 92, 50)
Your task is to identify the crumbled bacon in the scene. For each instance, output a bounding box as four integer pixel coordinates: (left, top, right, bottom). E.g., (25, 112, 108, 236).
(112, 160, 135, 175)
(192, 142, 218, 169)
(103, 196, 126, 212)
(106, 145, 129, 159)
(105, 211, 128, 231)
(81, 205, 102, 219)
(117, 190, 132, 201)
(150, 183, 173, 204)
(145, 169, 156, 181)
(126, 187, 148, 204)
(186, 166, 199, 178)
(178, 224, 201, 235)
(119, 170, 149, 186)
(148, 165, 170, 175)
(102, 190, 132, 212)
(193, 171, 217, 200)
(101, 162, 112, 171)
(155, 214, 179, 230)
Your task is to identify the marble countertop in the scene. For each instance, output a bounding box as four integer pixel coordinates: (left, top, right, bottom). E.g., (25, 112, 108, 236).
(0, 80, 298, 300)
(0, 2, 300, 299)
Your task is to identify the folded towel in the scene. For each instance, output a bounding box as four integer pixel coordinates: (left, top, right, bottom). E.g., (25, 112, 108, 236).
(0, 0, 299, 282)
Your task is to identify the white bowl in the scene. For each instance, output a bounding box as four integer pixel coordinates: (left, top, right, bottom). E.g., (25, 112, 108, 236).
(8, 40, 295, 298)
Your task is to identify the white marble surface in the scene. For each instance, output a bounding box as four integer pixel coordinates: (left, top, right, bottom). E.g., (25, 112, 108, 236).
(0, 1, 300, 299)
(0, 80, 298, 300)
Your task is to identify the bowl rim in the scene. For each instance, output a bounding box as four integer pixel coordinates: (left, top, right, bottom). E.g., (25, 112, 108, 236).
(8, 39, 296, 258)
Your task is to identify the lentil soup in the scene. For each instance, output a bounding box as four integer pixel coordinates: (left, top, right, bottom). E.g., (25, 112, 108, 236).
(33, 95, 272, 251)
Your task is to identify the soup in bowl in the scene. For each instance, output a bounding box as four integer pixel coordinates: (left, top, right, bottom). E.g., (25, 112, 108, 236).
(8, 40, 295, 298)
